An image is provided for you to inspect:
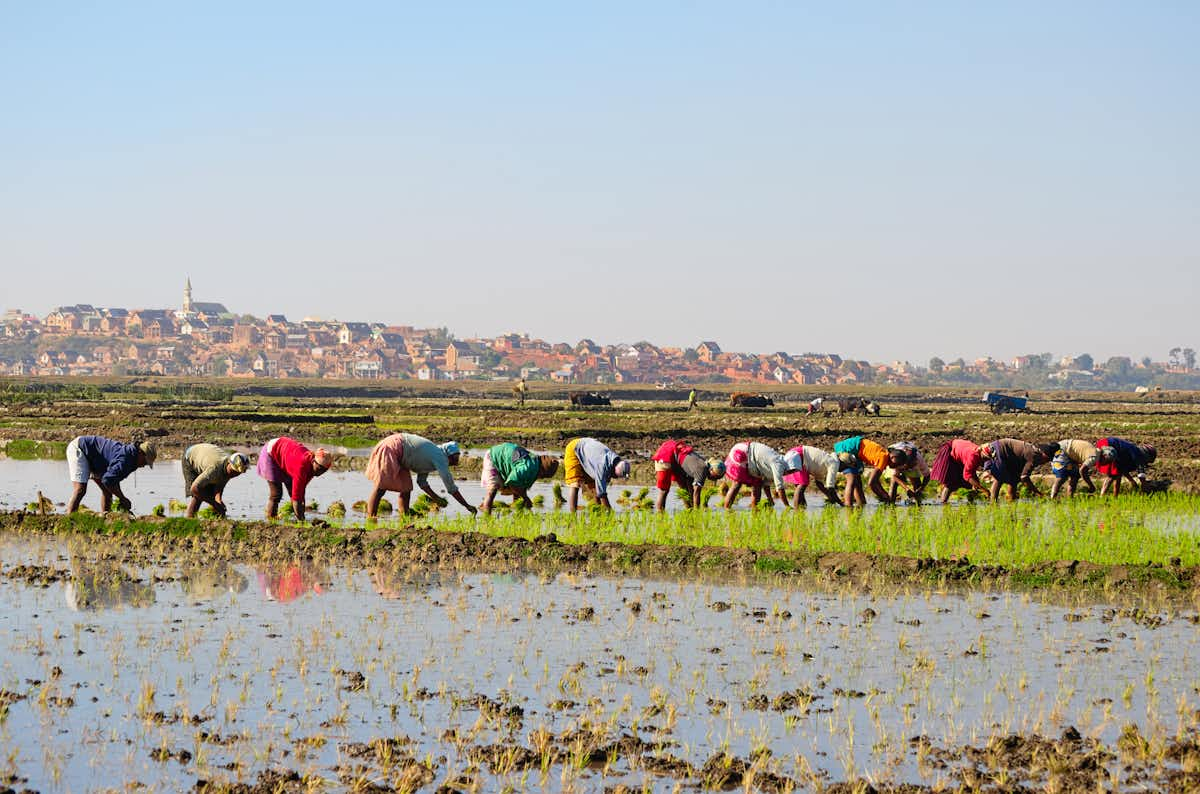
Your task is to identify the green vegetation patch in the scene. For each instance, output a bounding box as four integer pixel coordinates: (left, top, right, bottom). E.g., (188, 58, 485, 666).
(3, 439, 68, 460)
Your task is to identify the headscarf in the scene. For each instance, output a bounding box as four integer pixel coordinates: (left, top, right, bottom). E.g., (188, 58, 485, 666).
(228, 453, 249, 473)
(613, 459, 631, 478)
(706, 458, 726, 478)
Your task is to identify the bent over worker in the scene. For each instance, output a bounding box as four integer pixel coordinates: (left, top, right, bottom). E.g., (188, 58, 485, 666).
(66, 435, 156, 514)
(364, 433, 476, 517)
(563, 437, 631, 512)
(182, 443, 249, 517)
(651, 439, 724, 510)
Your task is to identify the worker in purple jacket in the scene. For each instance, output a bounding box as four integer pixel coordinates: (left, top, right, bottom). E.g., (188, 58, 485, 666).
(66, 435, 157, 514)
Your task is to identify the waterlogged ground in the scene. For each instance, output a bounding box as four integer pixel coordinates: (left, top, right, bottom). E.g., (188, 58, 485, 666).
(4, 534, 1200, 792)
(0, 458, 832, 520)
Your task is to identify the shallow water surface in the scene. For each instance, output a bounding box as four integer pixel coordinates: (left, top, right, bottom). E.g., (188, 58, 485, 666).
(1, 533, 1197, 791)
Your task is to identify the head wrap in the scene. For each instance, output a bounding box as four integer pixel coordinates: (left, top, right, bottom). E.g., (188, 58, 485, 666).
(613, 459, 631, 478)
(228, 453, 249, 473)
(706, 458, 726, 478)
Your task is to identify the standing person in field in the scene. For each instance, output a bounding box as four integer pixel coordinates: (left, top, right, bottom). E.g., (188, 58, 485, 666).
(832, 435, 901, 506)
(884, 441, 930, 503)
(563, 437, 631, 512)
(479, 442, 558, 513)
(650, 439, 725, 510)
(181, 443, 249, 517)
(781, 445, 843, 508)
(930, 438, 988, 503)
(256, 437, 337, 521)
(978, 439, 1052, 501)
(1095, 437, 1157, 495)
(722, 441, 802, 509)
(516, 377, 528, 407)
(687, 388, 699, 411)
(1047, 438, 1100, 498)
(66, 435, 157, 514)
(364, 433, 477, 518)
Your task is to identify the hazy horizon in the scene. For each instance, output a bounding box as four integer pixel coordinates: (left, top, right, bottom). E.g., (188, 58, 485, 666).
(3, 2, 1197, 364)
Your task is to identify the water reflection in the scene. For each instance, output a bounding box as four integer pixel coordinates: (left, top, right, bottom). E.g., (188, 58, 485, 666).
(179, 561, 249, 601)
(256, 561, 328, 603)
(372, 565, 444, 599)
(64, 559, 155, 612)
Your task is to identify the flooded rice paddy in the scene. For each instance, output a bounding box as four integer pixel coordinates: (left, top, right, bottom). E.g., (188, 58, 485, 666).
(0, 457, 836, 520)
(3, 532, 1200, 792)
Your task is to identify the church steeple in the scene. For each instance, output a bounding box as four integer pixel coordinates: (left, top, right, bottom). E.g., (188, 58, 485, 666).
(183, 277, 193, 313)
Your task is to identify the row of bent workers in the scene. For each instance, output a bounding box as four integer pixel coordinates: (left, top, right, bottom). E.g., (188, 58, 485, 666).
(63, 431, 1158, 519)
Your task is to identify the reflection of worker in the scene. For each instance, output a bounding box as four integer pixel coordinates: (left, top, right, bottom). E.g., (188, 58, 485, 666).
(364, 433, 476, 517)
(256, 437, 338, 521)
(480, 442, 558, 514)
(180, 561, 249, 600)
(256, 563, 327, 603)
(563, 437, 631, 512)
(66, 435, 157, 514)
(182, 444, 249, 517)
(65, 561, 156, 611)
(651, 439, 724, 510)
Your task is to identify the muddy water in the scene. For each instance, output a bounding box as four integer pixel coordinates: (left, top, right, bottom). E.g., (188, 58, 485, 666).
(0, 458, 837, 520)
(1, 534, 1197, 791)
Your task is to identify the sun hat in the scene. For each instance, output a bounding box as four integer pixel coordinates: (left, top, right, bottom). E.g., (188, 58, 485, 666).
(228, 453, 249, 473)
(138, 441, 157, 468)
(441, 441, 462, 457)
(614, 459, 632, 478)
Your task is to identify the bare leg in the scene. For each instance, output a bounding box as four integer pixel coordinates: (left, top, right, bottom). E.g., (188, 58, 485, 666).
(938, 485, 951, 504)
(723, 483, 742, 509)
(68, 482, 88, 514)
(568, 486, 580, 513)
(366, 487, 387, 519)
(266, 481, 283, 519)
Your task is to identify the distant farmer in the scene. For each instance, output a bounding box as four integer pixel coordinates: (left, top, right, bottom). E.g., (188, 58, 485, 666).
(257, 437, 337, 521)
(687, 389, 699, 411)
(884, 441, 929, 503)
(66, 435, 157, 514)
(832, 436, 902, 506)
(516, 377, 528, 407)
(723, 441, 802, 509)
(978, 439, 1052, 501)
(564, 437, 631, 512)
(651, 439, 725, 510)
(181, 443, 249, 518)
(364, 433, 477, 518)
(1047, 439, 1100, 498)
(929, 438, 988, 503)
(1094, 437, 1157, 496)
(781, 445, 842, 508)
(807, 397, 824, 415)
(480, 442, 558, 514)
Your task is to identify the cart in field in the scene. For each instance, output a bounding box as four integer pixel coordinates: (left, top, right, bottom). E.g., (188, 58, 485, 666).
(982, 391, 1029, 414)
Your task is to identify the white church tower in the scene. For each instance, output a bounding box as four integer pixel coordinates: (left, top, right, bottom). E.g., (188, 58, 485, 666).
(182, 277, 193, 314)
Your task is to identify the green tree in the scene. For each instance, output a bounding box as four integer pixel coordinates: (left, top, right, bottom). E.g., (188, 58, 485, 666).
(1185, 348, 1197, 370)
(928, 356, 945, 373)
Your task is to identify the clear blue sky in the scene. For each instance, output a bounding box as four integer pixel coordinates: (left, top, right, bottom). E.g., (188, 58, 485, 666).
(2, 2, 1197, 363)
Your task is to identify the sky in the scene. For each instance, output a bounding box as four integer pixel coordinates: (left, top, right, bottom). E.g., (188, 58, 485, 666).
(2, 1, 1198, 364)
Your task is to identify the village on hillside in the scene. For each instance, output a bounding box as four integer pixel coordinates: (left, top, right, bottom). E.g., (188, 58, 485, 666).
(1, 280, 1196, 390)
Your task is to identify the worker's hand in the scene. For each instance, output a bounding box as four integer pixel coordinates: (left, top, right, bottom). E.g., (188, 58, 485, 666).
(434, 495, 449, 509)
